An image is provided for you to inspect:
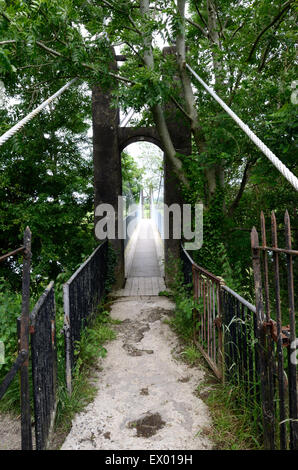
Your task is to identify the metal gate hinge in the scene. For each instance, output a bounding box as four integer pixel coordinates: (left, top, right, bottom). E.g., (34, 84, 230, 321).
(263, 319, 290, 347)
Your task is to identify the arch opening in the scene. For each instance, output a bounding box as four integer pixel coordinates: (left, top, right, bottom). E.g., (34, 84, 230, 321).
(121, 141, 165, 285)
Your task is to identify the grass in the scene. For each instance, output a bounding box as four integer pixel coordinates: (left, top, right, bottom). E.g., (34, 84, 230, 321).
(200, 379, 262, 450)
(180, 345, 201, 366)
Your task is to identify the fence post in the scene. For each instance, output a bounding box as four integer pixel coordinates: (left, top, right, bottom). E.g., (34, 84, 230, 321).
(217, 284, 224, 383)
(251, 226, 275, 450)
(20, 226, 33, 450)
(63, 282, 72, 394)
(284, 211, 298, 450)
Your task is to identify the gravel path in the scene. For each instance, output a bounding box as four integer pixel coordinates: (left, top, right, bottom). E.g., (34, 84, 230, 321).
(61, 295, 213, 450)
(0, 413, 21, 450)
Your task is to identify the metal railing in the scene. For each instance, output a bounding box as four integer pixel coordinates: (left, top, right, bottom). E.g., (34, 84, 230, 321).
(1, 232, 111, 448)
(181, 208, 297, 450)
(181, 245, 262, 436)
(181, 246, 223, 379)
(0, 227, 32, 450)
(220, 284, 260, 426)
(30, 281, 57, 450)
(63, 240, 108, 393)
(251, 211, 297, 450)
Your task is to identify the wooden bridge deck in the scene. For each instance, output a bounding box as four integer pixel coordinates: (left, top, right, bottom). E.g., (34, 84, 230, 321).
(115, 219, 166, 296)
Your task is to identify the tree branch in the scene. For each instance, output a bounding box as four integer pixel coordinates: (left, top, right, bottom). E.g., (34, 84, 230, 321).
(258, 41, 272, 72)
(0, 8, 135, 85)
(193, 1, 208, 28)
(0, 40, 17, 45)
(170, 95, 192, 121)
(227, 159, 257, 216)
(247, 0, 293, 62)
(100, 0, 142, 35)
(211, 0, 226, 40)
(35, 40, 136, 84)
(185, 17, 208, 38)
(231, 23, 245, 39)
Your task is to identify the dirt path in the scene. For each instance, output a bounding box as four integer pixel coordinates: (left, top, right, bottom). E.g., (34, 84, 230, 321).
(61, 296, 213, 450)
(0, 413, 21, 450)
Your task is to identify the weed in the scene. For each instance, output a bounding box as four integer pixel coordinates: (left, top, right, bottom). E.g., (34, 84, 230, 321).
(181, 346, 201, 366)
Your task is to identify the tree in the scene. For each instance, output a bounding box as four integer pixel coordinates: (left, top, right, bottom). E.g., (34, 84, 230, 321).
(0, 0, 297, 285)
(0, 78, 95, 288)
(122, 150, 143, 202)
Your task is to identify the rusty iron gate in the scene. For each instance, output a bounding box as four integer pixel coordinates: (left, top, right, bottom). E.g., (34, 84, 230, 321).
(181, 209, 297, 450)
(251, 211, 297, 450)
(192, 261, 223, 380)
(0, 227, 32, 450)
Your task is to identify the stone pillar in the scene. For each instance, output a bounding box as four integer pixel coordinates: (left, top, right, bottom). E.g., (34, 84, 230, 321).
(92, 85, 124, 288)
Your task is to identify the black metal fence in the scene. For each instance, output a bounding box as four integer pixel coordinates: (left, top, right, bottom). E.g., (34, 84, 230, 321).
(30, 281, 57, 450)
(63, 240, 108, 392)
(220, 284, 260, 427)
(1, 232, 111, 448)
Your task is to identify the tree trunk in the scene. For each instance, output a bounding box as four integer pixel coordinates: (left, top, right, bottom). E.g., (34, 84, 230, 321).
(139, 0, 189, 187)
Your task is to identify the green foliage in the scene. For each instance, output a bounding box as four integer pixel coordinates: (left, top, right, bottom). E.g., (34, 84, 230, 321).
(202, 381, 262, 450)
(0, 83, 95, 290)
(0, 277, 38, 413)
(181, 345, 201, 367)
(0, 278, 21, 375)
(165, 254, 195, 340)
(0, 0, 297, 299)
(122, 151, 143, 201)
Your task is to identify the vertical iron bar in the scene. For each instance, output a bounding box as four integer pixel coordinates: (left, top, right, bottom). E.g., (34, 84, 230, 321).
(207, 280, 210, 356)
(260, 212, 276, 446)
(20, 227, 33, 450)
(212, 282, 216, 362)
(241, 304, 248, 404)
(217, 285, 223, 381)
(203, 278, 206, 346)
(284, 210, 298, 450)
(271, 211, 287, 449)
(251, 226, 275, 449)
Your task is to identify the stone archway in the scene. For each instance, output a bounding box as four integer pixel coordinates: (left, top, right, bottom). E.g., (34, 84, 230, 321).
(92, 50, 191, 288)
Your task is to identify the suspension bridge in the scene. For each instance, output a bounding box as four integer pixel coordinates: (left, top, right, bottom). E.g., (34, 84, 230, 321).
(0, 47, 297, 451)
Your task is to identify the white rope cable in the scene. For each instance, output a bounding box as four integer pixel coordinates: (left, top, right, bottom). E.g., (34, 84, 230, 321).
(0, 78, 77, 147)
(186, 64, 298, 192)
(120, 108, 135, 127)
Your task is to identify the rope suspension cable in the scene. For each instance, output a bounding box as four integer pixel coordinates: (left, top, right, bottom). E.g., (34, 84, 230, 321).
(186, 63, 298, 192)
(120, 108, 135, 127)
(0, 78, 77, 147)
